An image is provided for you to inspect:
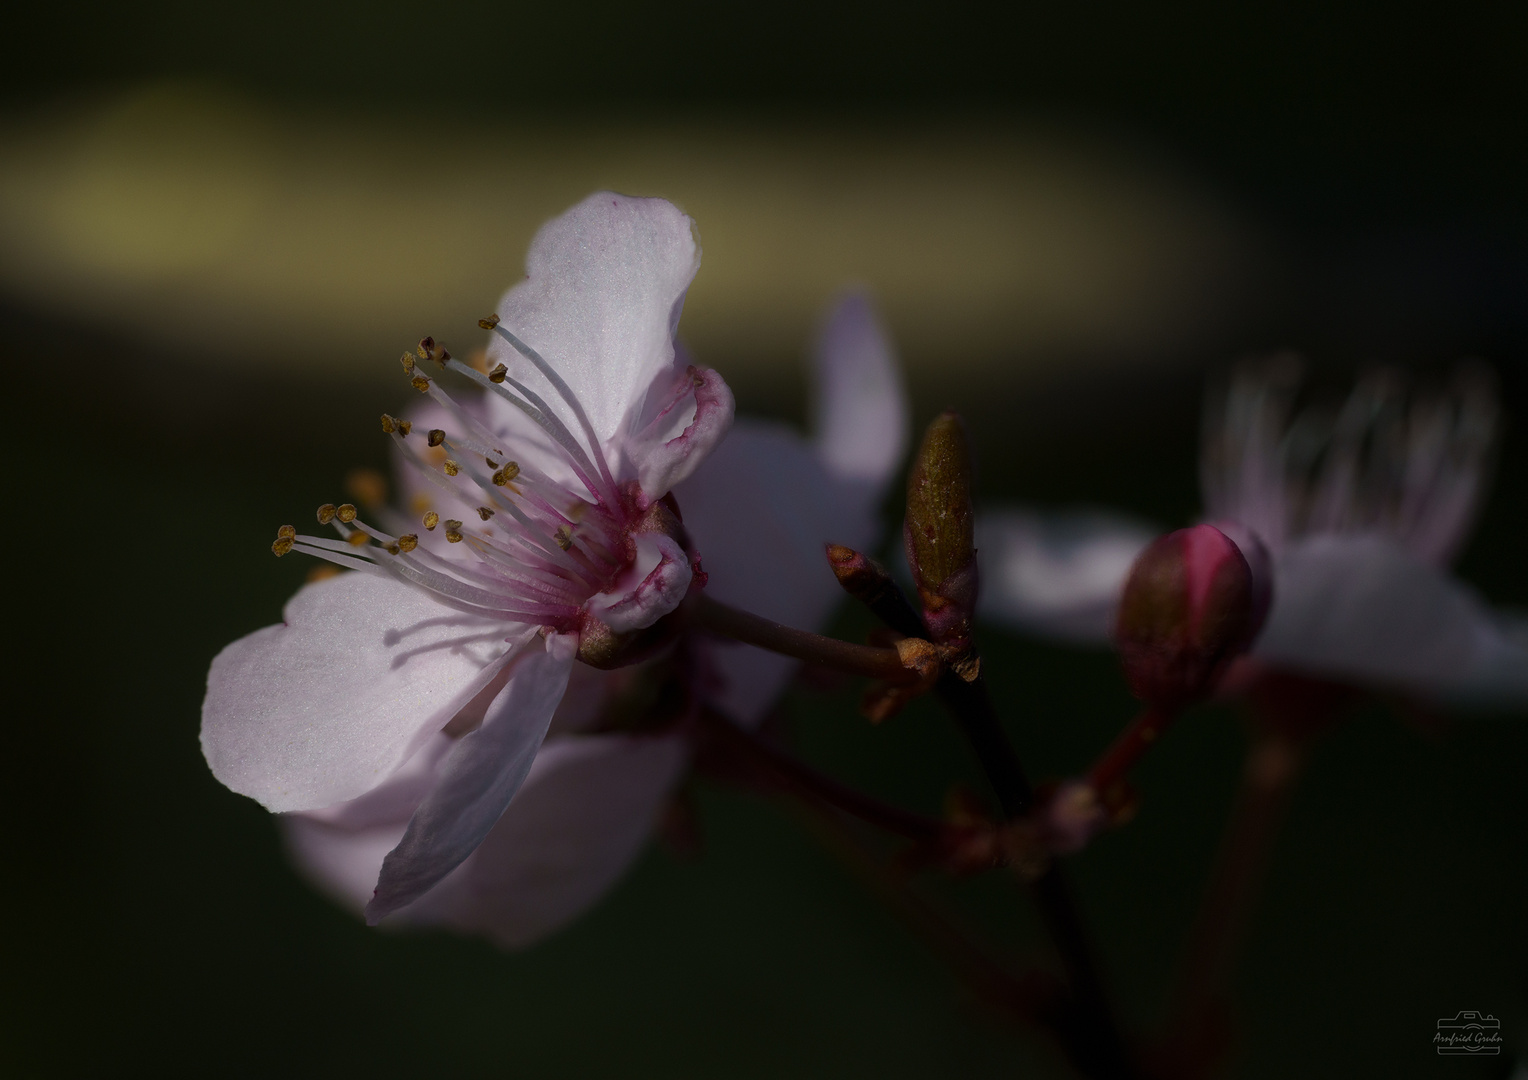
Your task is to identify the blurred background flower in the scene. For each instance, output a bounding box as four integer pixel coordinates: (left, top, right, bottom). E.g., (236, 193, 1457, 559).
(5, 1, 1525, 1076)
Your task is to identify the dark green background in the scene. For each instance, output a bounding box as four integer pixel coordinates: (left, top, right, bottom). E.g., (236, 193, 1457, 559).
(4, 2, 1526, 1076)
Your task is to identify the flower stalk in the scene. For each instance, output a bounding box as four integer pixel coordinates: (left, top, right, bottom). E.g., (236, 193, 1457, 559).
(693, 593, 927, 683)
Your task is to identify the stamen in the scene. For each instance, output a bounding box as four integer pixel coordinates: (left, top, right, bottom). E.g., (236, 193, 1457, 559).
(423, 511, 439, 530)
(478, 315, 501, 330)
(477, 507, 495, 521)
(427, 429, 446, 447)
(487, 323, 620, 499)
(317, 504, 337, 524)
(444, 519, 464, 543)
(411, 374, 432, 394)
(380, 414, 398, 434)
(418, 336, 451, 367)
(488, 363, 508, 383)
(443, 460, 460, 476)
(399, 352, 415, 376)
(398, 533, 419, 552)
(290, 542, 384, 576)
(336, 504, 358, 524)
(493, 462, 521, 486)
(272, 530, 295, 557)
(444, 358, 610, 505)
(276, 525, 296, 541)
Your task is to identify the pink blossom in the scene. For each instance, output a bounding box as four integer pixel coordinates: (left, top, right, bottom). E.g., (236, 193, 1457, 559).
(976, 359, 1527, 703)
(275, 291, 907, 945)
(203, 193, 737, 923)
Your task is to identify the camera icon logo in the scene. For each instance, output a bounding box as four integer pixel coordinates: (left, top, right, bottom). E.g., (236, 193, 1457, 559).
(1435, 1011, 1501, 1056)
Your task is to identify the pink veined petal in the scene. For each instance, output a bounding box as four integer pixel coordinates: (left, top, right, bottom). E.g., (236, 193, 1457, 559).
(200, 573, 520, 813)
(1254, 534, 1528, 702)
(676, 421, 886, 726)
(585, 531, 694, 634)
(486, 192, 702, 456)
(409, 733, 689, 949)
(974, 507, 1160, 644)
(627, 364, 736, 497)
(365, 632, 578, 923)
(811, 290, 909, 489)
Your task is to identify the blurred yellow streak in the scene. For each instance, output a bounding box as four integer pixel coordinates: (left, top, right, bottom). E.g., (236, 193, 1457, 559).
(0, 84, 1262, 380)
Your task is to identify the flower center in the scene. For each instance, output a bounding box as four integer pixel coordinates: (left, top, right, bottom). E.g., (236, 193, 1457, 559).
(271, 323, 651, 630)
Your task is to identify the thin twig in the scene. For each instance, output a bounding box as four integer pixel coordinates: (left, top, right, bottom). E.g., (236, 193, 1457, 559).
(785, 795, 1073, 1054)
(697, 708, 948, 843)
(1169, 731, 1306, 1065)
(1088, 706, 1179, 796)
(828, 551, 1137, 1079)
(694, 594, 915, 682)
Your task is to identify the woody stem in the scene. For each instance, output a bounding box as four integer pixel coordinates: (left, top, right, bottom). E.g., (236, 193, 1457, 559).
(1172, 730, 1306, 1045)
(693, 594, 913, 682)
(828, 556, 1136, 1078)
(697, 708, 947, 842)
(1088, 706, 1180, 796)
(941, 673, 1136, 1080)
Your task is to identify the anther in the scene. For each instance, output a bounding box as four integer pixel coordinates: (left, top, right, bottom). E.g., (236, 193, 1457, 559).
(398, 533, 419, 552)
(477, 506, 495, 521)
(492, 462, 521, 486)
(399, 352, 415, 376)
(398, 419, 412, 436)
(276, 525, 297, 541)
(385, 542, 401, 555)
(422, 511, 440, 531)
(272, 536, 295, 557)
(336, 503, 358, 523)
(488, 363, 509, 384)
(380, 413, 397, 434)
(418, 337, 451, 367)
(427, 429, 446, 447)
(317, 504, 337, 524)
(478, 315, 501, 330)
(347, 531, 371, 547)
(443, 459, 460, 476)
(554, 525, 573, 551)
(411, 375, 432, 394)
(444, 519, 464, 543)
(486, 456, 500, 469)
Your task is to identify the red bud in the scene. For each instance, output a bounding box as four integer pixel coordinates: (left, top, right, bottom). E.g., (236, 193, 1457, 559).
(1114, 524, 1263, 707)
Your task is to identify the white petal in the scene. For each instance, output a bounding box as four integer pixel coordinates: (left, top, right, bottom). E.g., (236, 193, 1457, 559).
(812, 291, 909, 488)
(975, 507, 1159, 643)
(1255, 534, 1528, 702)
(283, 813, 405, 915)
(413, 733, 688, 949)
(626, 364, 736, 497)
(676, 421, 885, 726)
(487, 192, 701, 453)
(365, 632, 577, 922)
(585, 531, 694, 634)
(201, 573, 515, 813)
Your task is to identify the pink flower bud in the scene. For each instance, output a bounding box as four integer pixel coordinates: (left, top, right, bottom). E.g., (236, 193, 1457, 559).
(1114, 524, 1266, 707)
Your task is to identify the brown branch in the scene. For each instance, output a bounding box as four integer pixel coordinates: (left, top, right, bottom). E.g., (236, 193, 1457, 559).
(694, 594, 917, 682)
